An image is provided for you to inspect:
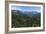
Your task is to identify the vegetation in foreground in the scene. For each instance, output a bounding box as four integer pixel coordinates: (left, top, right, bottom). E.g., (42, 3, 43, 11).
(12, 10, 41, 28)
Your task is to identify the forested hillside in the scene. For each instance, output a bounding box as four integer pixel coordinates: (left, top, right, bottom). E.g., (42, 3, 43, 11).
(12, 10, 41, 28)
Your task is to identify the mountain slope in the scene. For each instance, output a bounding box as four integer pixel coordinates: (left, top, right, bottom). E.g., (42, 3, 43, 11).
(12, 10, 40, 16)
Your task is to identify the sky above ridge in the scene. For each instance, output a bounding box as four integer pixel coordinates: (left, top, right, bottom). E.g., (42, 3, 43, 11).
(11, 6, 41, 13)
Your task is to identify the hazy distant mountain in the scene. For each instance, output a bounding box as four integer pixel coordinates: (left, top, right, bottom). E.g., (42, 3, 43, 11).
(12, 10, 40, 16)
(32, 13, 40, 18)
(12, 10, 23, 15)
(23, 11, 39, 16)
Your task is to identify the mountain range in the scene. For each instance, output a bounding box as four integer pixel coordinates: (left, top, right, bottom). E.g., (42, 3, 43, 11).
(12, 10, 40, 17)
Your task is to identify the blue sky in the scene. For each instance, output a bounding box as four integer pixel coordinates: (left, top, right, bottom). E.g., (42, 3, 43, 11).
(11, 6, 41, 13)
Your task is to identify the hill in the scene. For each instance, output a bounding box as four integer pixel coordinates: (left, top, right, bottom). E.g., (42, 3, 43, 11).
(12, 10, 41, 28)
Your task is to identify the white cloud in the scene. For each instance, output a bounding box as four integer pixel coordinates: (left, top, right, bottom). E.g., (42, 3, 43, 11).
(16, 8, 22, 10)
(33, 10, 40, 13)
(11, 7, 16, 10)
